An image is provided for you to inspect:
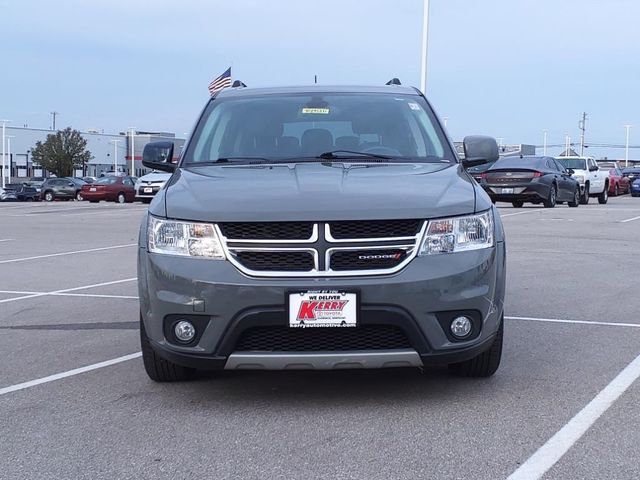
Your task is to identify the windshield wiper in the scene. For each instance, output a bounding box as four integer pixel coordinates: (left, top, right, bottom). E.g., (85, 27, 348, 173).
(316, 150, 392, 160)
(187, 157, 274, 165)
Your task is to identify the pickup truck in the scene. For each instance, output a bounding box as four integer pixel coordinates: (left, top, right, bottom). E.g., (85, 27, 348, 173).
(555, 156, 608, 204)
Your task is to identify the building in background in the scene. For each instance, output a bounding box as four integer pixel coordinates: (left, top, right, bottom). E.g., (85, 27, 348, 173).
(0, 126, 185, 180)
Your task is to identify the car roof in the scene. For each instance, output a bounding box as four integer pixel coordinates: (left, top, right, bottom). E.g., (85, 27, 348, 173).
(215, 84, 420, 99)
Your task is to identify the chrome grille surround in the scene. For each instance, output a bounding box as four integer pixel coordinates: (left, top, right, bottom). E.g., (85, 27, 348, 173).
(217, 221, 426, 277)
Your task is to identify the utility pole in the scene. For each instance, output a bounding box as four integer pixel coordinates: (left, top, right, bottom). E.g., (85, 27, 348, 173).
(50, 111, 59, 130)
(578, 112, 587, 156)
(420, 0, 430, 93)
(1, 119, 9, 188)
(543, 130, 548, 155)
(624, 125, 632, 167)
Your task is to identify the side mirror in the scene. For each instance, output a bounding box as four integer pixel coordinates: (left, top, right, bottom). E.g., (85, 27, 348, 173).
(461, 135, 499, 169)
(589, 165, 599, 172)
(566, 168, 575, 175)
(142, 141, 176, 173)
(68, 182, 75, 186)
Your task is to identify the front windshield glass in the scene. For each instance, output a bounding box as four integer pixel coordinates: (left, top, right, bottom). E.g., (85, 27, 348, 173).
(183, 93, 454, 164)
(557, 158, 586, 170)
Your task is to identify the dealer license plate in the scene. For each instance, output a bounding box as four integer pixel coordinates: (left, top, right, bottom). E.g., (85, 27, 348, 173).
(144, 187, 153, 193)
(502, 188, 514, 194)
(289, 290, 357, 328)
(89, 187, 96, 192)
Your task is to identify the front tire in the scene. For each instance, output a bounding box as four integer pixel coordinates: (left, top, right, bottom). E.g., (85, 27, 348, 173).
(543, 184, 557, 208)
(613, 184, 619, 197)
(568, 187, 580, 207)
(580, 184, 590, 204)
(511, 201, 524, 208)
(598, 184, 609, 204)
(44, 191, 54, 202)
(449, 316, 503, 377)
(116, 192, 126, 204)
(76, 191, 83, 201)
(140, 315, 194, 382)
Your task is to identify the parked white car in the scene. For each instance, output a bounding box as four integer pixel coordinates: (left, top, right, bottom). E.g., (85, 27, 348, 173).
(555, 156, 608, 204)
(134, 171, 172, 203)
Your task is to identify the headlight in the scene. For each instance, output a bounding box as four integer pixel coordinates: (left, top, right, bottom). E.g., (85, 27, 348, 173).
(148, 216, 225, 259)
(134, 181, 141, 190)
(419, 210, 494, 255)
(573, 175, 585, 183)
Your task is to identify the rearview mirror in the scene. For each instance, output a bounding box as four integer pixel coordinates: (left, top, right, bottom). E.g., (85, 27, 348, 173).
(461, 136, 499, 169)
(142, 141, 176, 173)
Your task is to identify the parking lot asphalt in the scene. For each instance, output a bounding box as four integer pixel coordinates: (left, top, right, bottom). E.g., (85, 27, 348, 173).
(1, 198, 639, 480)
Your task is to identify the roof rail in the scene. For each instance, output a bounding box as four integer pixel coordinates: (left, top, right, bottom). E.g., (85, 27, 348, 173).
(232, 80, 247, 88)
(385, 78, 401, 86)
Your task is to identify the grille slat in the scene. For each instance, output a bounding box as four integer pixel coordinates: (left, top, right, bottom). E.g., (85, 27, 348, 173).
(235, 325, 412, 351)
(220, 222, 314, 240)
(329, 220, 420, 239)
(234, 251, 314, 272)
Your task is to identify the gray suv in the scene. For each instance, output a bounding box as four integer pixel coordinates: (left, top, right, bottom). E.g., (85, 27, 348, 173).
(138, 83, 505, 382)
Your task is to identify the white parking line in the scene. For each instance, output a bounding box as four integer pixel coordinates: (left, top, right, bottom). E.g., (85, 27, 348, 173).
(620, 215, 640, 223)
(0, 243, 136, 264)
(506, 316, 640, 329)
(500, 209, 544, 218)
(507, 352, 640, 480)
(0, 353, 142, 396)
(0, 278, 137, 304)
(0, 290, 138, 300)
(0, 239, 13, 243)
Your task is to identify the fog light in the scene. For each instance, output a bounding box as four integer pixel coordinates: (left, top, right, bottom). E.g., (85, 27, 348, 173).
(174, 320, 196, 342)
(450, 316, 472, 338)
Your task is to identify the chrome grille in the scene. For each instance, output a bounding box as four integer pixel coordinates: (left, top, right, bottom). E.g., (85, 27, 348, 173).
(218, 220, 425, 277)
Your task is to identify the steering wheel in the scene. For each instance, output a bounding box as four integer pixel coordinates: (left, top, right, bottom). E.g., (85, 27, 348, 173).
(362, 146, 402, 156)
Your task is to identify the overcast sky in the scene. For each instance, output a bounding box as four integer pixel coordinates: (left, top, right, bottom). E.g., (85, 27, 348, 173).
(2, 0, 639, 158)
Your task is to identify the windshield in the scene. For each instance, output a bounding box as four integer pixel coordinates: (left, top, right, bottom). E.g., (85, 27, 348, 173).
(183, 93, 454, 164)
(557, 158, 586, 170)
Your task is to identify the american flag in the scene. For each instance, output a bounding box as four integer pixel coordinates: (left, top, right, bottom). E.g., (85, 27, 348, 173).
(208, 67, 232, 96)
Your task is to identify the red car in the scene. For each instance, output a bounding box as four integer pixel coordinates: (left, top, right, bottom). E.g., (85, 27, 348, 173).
(603, 166, 631, 196)
(81, 176, 137, 203)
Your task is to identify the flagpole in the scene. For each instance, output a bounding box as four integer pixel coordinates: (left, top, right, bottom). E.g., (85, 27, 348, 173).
(420, 0, 430, 93)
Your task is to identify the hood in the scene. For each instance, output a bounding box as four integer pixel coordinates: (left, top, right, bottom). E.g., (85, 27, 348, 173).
(138, 171, 172, 183)
(159, 162, 479, 222)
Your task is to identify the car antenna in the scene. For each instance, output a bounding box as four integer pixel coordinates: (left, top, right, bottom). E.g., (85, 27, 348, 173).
(385, 78, 401, 86)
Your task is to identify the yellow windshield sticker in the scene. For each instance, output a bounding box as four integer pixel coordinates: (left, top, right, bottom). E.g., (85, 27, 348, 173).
(301, 107, 330, 115)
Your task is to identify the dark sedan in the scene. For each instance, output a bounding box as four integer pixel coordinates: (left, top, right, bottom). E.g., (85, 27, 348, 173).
(622, 167, 640, 184)
(478, 156, 580, 208)
(4, 183, 40, 201)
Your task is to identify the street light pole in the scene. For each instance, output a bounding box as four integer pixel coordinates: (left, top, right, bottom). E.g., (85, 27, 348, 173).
(420, 0, 430, 93)
(6, 136, 13, 182)
(543, 130, 548, 155)
(128, 127, 136, 176)
(1, 119, 9, 188)
(624, 125, 632, 167)
(111, 139, 120, 173)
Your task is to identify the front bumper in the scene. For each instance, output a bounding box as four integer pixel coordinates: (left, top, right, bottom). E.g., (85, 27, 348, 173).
(138, 238, 506, 370)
